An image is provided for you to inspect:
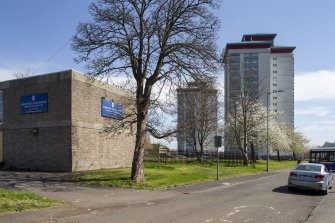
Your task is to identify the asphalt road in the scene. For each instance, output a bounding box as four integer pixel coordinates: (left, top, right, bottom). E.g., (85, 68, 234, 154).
(0, 170, 328, 223)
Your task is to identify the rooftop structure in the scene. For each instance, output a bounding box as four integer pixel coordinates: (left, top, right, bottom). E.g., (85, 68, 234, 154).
(224, 33, 295, 128)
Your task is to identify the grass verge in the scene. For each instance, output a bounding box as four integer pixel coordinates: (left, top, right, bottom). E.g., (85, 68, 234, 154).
(72, 160, 297, 190)
(0, 188, 62, 214)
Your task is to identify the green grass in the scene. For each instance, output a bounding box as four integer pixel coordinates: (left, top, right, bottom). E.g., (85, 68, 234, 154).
(0, 188, 62, 214)
(72, 160, 297, 190)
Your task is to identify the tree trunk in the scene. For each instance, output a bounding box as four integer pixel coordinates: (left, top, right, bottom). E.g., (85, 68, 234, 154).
(242, 137, 249, 166)
(277, 150, 281, 161)
(131, 112, 147, 183)
(251, 142, 256, 165)
(200, 145, 205, 162)
(242, 151, 249, 166)
(193, 140, 201, 162)
(292, 151, 297, 160)
(194, 147, 201, 162)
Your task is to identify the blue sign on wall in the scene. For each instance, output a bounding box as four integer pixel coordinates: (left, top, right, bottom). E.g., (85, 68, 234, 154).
(101, 99, 123, 120)
(20, 93, 48, 114)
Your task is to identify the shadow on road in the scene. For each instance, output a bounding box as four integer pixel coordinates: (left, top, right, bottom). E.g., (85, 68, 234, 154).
(0, 170, 83, 193)
(272, 186, 324, 196)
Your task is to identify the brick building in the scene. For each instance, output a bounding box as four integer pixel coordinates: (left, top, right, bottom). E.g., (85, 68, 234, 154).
(0, 70, 135, 171)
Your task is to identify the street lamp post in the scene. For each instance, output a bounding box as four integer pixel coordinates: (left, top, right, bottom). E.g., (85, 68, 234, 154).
(266, 90, 284, 172)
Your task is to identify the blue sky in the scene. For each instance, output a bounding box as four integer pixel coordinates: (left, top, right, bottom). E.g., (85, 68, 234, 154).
(1, 0, 335, 147)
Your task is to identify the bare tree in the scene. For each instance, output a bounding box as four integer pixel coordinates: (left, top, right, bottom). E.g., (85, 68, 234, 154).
(177, 80, 220, 161)
(72, 0, 221, 182)
(13, 68, 35, 79)
(321, 141, 335, 147)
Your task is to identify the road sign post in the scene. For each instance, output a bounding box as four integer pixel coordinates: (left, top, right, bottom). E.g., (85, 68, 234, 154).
(214, 136, 222, 180)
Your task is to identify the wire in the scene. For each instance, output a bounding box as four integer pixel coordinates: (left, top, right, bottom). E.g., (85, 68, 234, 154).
(33, 39, 71, 74)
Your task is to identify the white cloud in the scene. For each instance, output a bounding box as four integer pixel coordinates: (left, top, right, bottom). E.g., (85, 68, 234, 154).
(0, 68, 16, 82)
(295, 106, 330, 116)
(296, 122, 335, 146)
(295, 70, 335, 101)
(0, 60, 62, 82)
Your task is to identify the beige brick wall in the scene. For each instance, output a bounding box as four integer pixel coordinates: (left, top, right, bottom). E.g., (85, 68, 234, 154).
(71, 125, 135, 171)
(1, 71, 72, 171)
(71, 72, 135, 171)
(4, 127, 72, 171)
(0, 70, 135, 171)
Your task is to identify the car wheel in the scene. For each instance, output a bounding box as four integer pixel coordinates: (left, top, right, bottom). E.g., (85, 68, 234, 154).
(321, 189, 328, 195)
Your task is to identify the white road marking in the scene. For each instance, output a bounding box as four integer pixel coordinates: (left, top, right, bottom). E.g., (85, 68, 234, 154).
(44, 209, 98, 223)
(146, 201, 156, 206)
(268, 206, 281, 215)
(244, 219, 252, 222)
(195, 173, 282, 193)
(220, 219, 233, 222)
(226, 210, 240, 217)
(234, 206, 247, 209)
(205, 218, 213, 222)
(226, 213, 235, 217)
(104, 192, 115, 197)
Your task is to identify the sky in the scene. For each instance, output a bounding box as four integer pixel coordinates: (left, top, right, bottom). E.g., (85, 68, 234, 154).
(1, 0, 335, 147)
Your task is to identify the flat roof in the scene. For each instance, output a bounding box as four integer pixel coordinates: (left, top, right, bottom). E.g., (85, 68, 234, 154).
(225, 41, 273, 51)
(242, 33, 277, 42)
(310, 147, 335, 152)
(0, 69, 132, 96)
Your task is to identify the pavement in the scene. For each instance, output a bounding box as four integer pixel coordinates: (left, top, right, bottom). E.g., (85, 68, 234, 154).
(0, 170, 333, 223)
(305, 186, 335, 223)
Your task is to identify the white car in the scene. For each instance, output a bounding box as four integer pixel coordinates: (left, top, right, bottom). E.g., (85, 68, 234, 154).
(288, 163, 333, 195)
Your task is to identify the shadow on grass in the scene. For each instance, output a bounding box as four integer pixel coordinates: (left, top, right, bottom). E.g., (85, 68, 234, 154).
(72, 176, 132, 187)
(75, 176, 130, 181)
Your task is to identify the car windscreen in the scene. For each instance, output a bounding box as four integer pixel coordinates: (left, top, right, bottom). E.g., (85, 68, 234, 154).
(295, 165, 321, 172)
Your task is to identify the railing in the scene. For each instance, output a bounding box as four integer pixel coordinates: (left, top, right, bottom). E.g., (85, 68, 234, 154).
(144, 149, 297, 165)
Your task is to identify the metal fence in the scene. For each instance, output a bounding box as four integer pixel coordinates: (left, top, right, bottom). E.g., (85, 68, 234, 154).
(146, 150, 269, 165)
(144, 149, 306, 165)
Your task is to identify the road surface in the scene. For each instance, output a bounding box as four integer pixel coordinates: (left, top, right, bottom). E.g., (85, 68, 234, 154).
(0, 170, 327, 223)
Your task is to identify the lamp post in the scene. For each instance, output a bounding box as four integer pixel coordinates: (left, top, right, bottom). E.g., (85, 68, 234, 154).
(266, 90, 284, 172)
